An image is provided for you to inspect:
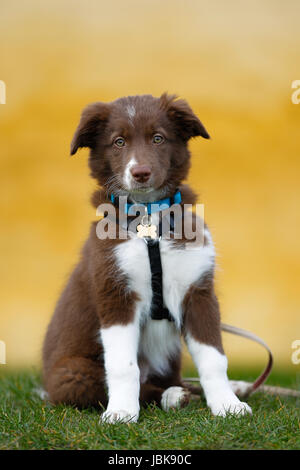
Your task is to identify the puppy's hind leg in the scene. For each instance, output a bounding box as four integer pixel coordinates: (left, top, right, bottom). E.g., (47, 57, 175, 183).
(139, 383, 190, 411)
(45, 357, 107, 409)
(140, 357, 191, 411)
(161, 386, 191, 411)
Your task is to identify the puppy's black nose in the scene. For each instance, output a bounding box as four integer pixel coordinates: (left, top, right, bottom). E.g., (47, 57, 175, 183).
(130, 165, 151, 183)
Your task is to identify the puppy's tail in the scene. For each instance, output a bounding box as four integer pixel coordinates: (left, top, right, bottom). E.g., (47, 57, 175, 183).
(183, 323, 300, 399)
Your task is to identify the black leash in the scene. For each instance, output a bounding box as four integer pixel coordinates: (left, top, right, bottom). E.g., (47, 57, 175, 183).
(143, 211, 175, 322)
(146, 239, 174, 322)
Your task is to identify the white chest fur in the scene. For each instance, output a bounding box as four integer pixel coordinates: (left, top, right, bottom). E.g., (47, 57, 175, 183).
(113, 231, 215, 376)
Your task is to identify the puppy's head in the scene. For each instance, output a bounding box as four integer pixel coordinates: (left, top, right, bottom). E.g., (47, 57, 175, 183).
(71, 93, 209, 201)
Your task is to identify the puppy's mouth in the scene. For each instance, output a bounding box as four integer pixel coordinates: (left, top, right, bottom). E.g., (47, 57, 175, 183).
(123, 178, 156, 194)
(118, 183, 168, 203)
(105, 175, 169, 203)
(128, 185, 154, 194)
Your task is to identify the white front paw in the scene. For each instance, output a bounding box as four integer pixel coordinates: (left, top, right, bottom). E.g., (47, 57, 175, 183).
(209, 399, 252, 417)
(101, 408, 139, 424)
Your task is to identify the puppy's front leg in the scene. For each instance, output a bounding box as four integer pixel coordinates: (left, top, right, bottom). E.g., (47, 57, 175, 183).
(100, 318, 140, 423)
(183, 281, 252, 417)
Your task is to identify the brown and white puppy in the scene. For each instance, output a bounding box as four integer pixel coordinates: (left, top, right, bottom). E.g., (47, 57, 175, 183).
(43, 93, 252, 422)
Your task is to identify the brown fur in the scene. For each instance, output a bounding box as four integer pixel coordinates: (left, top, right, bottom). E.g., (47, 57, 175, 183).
(43, 93, 221, 410)
(183, 274, 224, 354)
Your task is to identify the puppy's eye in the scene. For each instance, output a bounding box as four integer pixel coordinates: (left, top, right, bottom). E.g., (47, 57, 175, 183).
(114, 137, 125, 148)
(152, 134, 164, 145)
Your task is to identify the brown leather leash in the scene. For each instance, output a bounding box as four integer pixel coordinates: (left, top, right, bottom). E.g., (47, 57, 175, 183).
(221, 323, 273, 397)
(183, 323, 300, 398)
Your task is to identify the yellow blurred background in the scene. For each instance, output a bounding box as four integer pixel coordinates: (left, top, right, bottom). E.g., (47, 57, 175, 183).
(0, 0, 299, 372)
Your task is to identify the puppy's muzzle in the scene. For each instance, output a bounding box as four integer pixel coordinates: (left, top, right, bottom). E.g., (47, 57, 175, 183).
(130, 165, 151, 183)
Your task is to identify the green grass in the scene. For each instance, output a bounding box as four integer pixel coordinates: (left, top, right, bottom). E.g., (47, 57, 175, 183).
(0, 368, 299, 450)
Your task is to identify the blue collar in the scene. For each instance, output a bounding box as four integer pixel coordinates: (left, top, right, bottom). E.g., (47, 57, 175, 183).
(110, 190, 182, 215)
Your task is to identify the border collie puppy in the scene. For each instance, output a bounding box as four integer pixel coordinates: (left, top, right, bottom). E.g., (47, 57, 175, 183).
(43, 94, 252, 422)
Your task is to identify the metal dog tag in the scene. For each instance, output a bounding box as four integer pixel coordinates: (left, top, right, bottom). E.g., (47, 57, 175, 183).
(137, 215, 157, 239)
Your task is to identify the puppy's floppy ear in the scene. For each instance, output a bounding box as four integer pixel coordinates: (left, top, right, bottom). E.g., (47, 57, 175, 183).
(70, 102, 110, 155)
(160, 93, 210, 141)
